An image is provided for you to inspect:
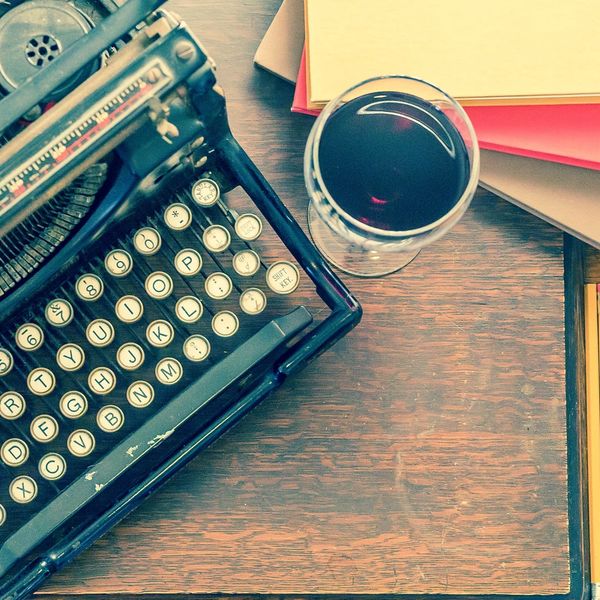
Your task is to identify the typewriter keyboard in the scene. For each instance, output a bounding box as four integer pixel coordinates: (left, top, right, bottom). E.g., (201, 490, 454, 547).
(0, 178, 308, 541)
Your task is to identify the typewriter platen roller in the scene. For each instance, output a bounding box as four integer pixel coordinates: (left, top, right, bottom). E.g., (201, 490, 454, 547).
(0, 2, 361, 598)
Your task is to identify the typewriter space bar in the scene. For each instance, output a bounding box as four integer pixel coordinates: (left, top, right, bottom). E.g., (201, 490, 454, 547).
(0, 306, 312, 577)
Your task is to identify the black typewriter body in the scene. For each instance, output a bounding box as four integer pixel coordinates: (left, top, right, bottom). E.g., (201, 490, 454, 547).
(0, 2, 361, 598)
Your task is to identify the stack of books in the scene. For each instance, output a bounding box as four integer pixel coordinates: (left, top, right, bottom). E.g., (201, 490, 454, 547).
(254, 0, 600, 249)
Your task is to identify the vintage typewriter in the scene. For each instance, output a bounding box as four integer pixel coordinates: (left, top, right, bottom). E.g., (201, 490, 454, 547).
(0, 1, 361, 597)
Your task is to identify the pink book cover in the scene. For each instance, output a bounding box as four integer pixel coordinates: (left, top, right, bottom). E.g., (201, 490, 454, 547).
(292, 48, 320, 117)
(466, 104, 600, 171)
(293, 44, 600, 171)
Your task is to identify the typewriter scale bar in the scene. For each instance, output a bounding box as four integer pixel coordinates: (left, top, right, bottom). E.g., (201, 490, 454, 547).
(0, 60, 171, 219)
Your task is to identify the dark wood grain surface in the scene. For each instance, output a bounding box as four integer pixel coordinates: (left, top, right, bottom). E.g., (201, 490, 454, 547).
(38, 0, 576, 597)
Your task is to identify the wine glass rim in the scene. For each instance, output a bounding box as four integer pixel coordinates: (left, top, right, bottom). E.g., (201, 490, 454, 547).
(307, 74, 481, 239)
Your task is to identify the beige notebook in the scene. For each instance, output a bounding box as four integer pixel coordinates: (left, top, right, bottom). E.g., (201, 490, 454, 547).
(305, 0, 600, 106)
(254, 0, 304, 84)
(480, 150, 600, 249)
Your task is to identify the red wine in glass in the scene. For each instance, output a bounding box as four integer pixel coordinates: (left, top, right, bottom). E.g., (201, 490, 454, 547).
(317, 91, 471, 232)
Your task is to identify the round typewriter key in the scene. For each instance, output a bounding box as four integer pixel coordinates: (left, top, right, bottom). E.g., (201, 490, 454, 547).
(183, 335, 211, 362)
(175, 296, 203, 324)
(115, 295, 144, 324)
(1, 438, 29, 467)
(30, 415, 59, 443)
(233, 250, 261, 276)
(145, 271, 173, 300)
(86, 319, 115, 348)
(15, 323, 44, 352)
(212, 311, 239, 337)
(266, 261, 300, 295)
(0, 348, 13, 377)
(146, 320, 174, 348)
(174, 248, 203, 277)
(88, 367, 117, 395)
(239, 288, 267, 316)
(191, 178, 220, 207)
(235, 213, 263, 241)
(105, 249, 133, 277)
(45, 299, 74, 327)
(9, 475, 37, 504)
(202, 224, 231, 253)
(67, 429, 96, 457)
(56, 343, 85, 372)
(117, 342, 145, 370)
(164, 203, 192, 230)
(39, 453, 67, 481)
(27, 368, 56, 396)
(155, 357, 183, 385)
(127, 380, 155, 408)
(60, 391, 88, 419)
(76, 273, 104, 302)
(134, 227, 162, 256)
(205, 272, 233, 300)
(0, 504, 5, 527)
(97, 405, 125, 433)
(0, 392, 26, 420)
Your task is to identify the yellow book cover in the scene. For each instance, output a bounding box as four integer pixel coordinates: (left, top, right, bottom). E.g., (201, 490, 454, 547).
(586, 284, 600, 589)
(305, 0, 600, 106)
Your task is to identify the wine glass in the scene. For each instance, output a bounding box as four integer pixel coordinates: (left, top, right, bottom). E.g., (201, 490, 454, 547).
(304, 75, 480, 277)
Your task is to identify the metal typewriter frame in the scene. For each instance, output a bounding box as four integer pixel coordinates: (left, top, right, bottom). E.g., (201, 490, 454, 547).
(0, 1, 361, 597)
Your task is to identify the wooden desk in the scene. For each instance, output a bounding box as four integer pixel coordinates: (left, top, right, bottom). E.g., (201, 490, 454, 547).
(39, 1, 584, 597)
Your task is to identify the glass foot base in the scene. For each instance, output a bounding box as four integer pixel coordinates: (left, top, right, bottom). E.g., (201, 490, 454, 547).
(307, 203, 420, 278)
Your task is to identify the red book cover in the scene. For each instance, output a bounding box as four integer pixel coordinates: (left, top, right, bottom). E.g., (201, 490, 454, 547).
(466, 104, 600, 171)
